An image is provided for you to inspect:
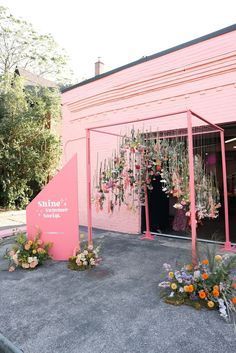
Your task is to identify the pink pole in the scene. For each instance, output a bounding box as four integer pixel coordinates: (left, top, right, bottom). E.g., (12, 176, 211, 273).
(187, 111, 197, 264)
(141, 185, 154, 240)
(86, 129, 93, 245)
(220, 130, 233, 251)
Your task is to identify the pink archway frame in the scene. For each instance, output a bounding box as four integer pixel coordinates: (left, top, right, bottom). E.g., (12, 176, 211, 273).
(85, 109, 233, 263)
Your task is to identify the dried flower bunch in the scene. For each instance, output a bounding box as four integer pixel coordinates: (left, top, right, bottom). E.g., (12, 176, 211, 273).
(5, 232, 52, 271)
(68, 244, 101, 271)
(94, 128, 221, 222)
(159, 253, 236, 322)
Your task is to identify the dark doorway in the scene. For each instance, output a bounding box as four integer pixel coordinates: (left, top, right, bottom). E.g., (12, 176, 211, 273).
(141, 175, 169, 233)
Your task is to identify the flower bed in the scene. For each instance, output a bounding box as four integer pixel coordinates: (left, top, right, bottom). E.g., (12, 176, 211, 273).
(5, 232, 52, 271)
(159, 253, 236, 322)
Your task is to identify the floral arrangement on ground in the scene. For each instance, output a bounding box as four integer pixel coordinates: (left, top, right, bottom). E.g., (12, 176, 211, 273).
(68, 243, 101, 271)
(159, 252, 236, 322)
(5, 232, 52, 271)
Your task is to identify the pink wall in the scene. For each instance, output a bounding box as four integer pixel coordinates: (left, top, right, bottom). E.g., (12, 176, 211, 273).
(62, 28, 236, 234)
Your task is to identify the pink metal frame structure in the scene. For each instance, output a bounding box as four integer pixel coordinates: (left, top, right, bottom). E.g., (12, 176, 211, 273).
(85, 109, 233, 262)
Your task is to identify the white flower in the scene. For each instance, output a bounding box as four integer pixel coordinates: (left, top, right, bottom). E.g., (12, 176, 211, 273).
(163, 263, 172, 271)
(174, 271, 181, 278)
(83, 261, 88, 266)
(12, 254, 18, 264)
(218, 298, 228, 320)
(162, 187, 167, 192)
(158, 281, 170, 288)
(169, 291, 174, 297)
(90, 258, 95, 265)
(88, 245, 93, 251)
(76, 258, 82, 266)
(179, 287, 184, 293)
(194, 270, 201, 279)
(28, 257, 33, 263)
(83, 250, 88, 256)
(177, 278, 183, 283)
(93, 250, 98, 258)
(173, 203, 183, 209)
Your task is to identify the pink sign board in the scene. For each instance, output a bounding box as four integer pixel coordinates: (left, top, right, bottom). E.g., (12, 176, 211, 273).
(26, 154, 79, 260)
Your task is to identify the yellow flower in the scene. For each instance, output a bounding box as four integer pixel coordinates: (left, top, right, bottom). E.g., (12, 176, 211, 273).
(207, 301, 215, 308)
(184, 285, 189, 292)
(169, 272, 174, 278)
(28, 240, 33, 246)
(201, 259, 209, 265)
(171, 283, 177, 290)
(80, 233, 85, 239)
(215, 255, 222, 262)
(32, 249, 37, 254)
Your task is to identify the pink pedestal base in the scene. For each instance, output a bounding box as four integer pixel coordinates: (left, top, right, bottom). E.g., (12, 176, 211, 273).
(221, 242, 236, 253)
(141, 232, 155, 240)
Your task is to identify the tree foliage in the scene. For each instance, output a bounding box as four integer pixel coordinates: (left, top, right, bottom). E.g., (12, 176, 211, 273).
(0, 6, 74, 84)
(0, 75, 61, 209)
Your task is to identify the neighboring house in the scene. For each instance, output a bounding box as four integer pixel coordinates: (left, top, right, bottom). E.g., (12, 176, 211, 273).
(62, 24, 236, 241)
(14, 67, 58, 88)
(14, 67, 60, 133)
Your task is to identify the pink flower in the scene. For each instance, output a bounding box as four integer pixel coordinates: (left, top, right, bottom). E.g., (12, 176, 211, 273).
(29, 261, 38, 269)
(76, 258, 82, 266)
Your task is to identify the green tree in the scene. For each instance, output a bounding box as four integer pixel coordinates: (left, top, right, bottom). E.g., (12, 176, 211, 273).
(0, 6, 74, 85)
(0, 75, 61, 209)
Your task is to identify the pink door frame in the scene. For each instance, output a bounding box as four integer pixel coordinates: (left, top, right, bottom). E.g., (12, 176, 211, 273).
(85, 109, 233, 263)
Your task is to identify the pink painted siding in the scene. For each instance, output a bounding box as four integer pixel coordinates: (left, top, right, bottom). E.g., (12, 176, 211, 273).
(62, 29, 236, 233)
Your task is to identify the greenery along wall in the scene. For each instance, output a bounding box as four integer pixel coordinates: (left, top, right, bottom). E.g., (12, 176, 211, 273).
(0, 75, 61, 209)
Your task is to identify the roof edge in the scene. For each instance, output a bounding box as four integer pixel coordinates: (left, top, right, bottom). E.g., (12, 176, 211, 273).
(62, 24, 236, 93)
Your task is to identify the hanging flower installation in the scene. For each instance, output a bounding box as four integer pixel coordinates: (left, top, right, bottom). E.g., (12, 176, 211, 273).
(93, 128, 221, 226)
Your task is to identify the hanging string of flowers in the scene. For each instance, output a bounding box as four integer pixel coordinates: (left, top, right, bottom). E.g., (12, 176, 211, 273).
(93, 128, 221, 224)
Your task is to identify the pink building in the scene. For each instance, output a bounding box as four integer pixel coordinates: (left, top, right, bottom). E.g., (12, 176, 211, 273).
(62, 25, 236, 241)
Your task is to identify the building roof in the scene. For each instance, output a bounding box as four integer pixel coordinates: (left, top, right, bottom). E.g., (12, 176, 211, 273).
(15, 67, 58, 88)
(62, 24, 236, 93)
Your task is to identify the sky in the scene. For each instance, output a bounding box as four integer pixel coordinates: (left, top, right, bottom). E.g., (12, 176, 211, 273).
(1, 0, 236, 83)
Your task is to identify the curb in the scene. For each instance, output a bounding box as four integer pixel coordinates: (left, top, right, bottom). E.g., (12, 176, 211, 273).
(0, 226, 26, 239)
(0, 333, 23, 353)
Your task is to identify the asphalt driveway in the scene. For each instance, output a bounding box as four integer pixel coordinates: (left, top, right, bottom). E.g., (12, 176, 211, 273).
(0, 232, 235, 353)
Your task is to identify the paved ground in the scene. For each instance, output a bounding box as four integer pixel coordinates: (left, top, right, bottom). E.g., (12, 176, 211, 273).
(0, 232, 236, 353)
(0, 210, 26, 229)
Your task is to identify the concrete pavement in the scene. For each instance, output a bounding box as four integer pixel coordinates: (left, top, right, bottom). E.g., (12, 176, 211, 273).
(0, 232, 235, 353)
